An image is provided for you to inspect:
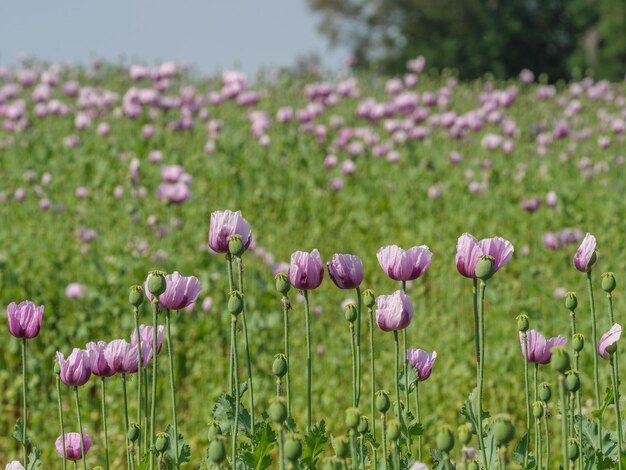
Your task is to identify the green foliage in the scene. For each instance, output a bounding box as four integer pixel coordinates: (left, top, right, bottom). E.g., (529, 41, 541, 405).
(212, 393, 252, 436)
(12, 418, 30, 447)
(163, 425, 192, 467)
(239, 421, 277, 470)
(26, 447, 42, 470)
(301, 420, 330, 467)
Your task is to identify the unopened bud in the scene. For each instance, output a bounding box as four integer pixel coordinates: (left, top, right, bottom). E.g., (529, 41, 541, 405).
(275, 273, 290, 296)
(387, 420, 401, 441)
(127, 423, 140, 442)
(147, 271, 167, 297)
(458, 424, 472, 445)
(516, 314, 529, 332)
(493, 417, 515, 446)
(539, 382, 552, 402)
(436, 426, 455, 452)
(567, 439, 580, 461)
(344, 304, 357, 323)
(129, 286, 144, 307)
(228, 291, 244, 316)
(375, 390, 391, 413)
(208, 437, 226, 464)
(475, 255, 494, 281)
(602, 272, 616, 293)
(228, 234, 245, 257)
(155, 432, 169, 453)
(551, 346, 571, 374)
(284, 434, 302, 461)
(272, 353, 288, 378)
(345, 407, 361, 430)
(565, 292, 578, 311)
(573, 333, 584, 353)
(269, 398, 288, 424)
(363, 289, 376, 309)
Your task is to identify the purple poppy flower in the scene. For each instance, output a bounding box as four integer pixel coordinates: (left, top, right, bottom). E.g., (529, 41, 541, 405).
(519, 330, 567, 364)
(56, 349, 92, 386)
(7, 301, 44, 339)
(406, 348, 437, 381)
(375, 290, 413, 331)
(105, 339, 138, 374)
(86, 341, 115, 377)
(208, 210, 252, 254)
(55, 432, 92, 460)
(327, 253, 364, 289)
(456, 233, 514, 278)
(573, 233, 597, 272)
(6, 462, 25, 470)
(376, 245, 432, 281)
(598, 323, 622, 359)
(288, 249, 324, 290)
(131, 325, 164, 367)
(144, 271, 201, 309)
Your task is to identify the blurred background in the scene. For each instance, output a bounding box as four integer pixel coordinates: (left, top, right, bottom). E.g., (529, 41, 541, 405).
(1, 0, 625, 80)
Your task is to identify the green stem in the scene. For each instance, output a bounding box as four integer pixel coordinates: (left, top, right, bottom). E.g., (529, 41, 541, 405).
(544, 413, 550, 470)
(368, 308, 377, 446)
(415, 380, 422, 461)
(392, 444, 399, 470)
(586, 270, 602, 452)
(143, 367, 149, 457)
(73, 387, 88, 470)
(237, 257, 255, 434)
(381, 414, 388, 470)
(608, 293, 622, 448)
(393, 330, 401, 422)
(101, 378, 110, 470)
(559, 376, 568, 470)
(231, 316, 240, 467)
(303, 289, 313, 432)
(535, 412, 542, 470)
(134, 307, 143, 459)
(356, 286, 362, 407)
(279, 428, 285, 470)
(611, 356, 624, 469)
(401, 281, 410, 418)
(21, 338, 28, 466)
(56, 376, 68, 470)
(351, 432, 358, 470)
(351, 323, 357, 407)
(165, 310, 180, 469)
(122, 374, 135, 470)
(477, 280, 488, 468)
(149, 301, 159, 470)
(472, 278, 480, 385)
(282, 296, 291, 417)
(522, 332, 530, 469)
(226, 254, 235, 394)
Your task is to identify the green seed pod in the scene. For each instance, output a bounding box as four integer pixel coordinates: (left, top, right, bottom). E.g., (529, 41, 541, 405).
(538, 383, 552, 402)
(147, 271, 167, 297)
(228, 234, 245, 257)
(468, 462, 480, 470)
(155, 432, 169, 453)
(357, 416, 369, 434)
(565, 292, 578, 311)
(572, 333, 584, 353)
(565, 371, 580, 393)
(345, 407, 361, 430)
(532, 401, 545, 419)
(458, 424, 473, 445)
(275, 273, 290, 296)
(127, 423, 141, 442)
(208, 438, 226, 464)
(602, 272, 616, 293)
(333, 436, 350, 459)
(228, 291, 244, 316)
(551, 346, 571, 374)
(344, 304, 358, 323)
(129, 285, 145, 307)
(436, 426, 455, 452)
(475, 255, 494, 281)
(272, 353, 288, 378)
(493, 418, 515, 446)
(387, 420, 401, 441)
(284, 435, 302, 461)
(363, 289, 376, 309)
(269, 398, 288, 424)
(375, 390, 391, 413)
(516, 314, 529, 333)
(207, 421, 222, 441)
(567, 439, 580, 461)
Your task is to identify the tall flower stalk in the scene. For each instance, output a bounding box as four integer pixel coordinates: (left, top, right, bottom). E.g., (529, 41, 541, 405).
(21, 338, 28, 465)
(73, 387, 88, 470)
(599, 323, 623, 468)
(517, 315, 531, 469)
(275, 273, 292, 416)
(100, 378, 110, 470)
(55, 365, 68, 470)
(129, 286, 145, 459)
(165, 310, 180, 469)
(364, 289, 377, 452)
(122, 374, 135, 470)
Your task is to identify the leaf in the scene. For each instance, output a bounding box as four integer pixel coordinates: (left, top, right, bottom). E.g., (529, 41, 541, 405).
(136, 455, 150, 470)
(398, 364, 419, 392)
(26, 447, 42, 470)
(212, 393, 252, 436)
(240, 421, 276, 470)
(301, 420, 330, 468)
(164, 425, 192, 466)
(591, 387, 614, 419)
(512, 432, 536, 469)
(12, 418, 30, 447)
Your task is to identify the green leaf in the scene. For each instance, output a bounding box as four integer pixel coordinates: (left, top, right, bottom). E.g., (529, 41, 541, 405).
(12, 418, 30, 447)
(301, 420, 330, 468)
(240, 421, 276, 470)
(26, 447, 42, 470)
(211, 393, 252, 436)
(591, 387, 614, 419)
(163, 425, 191, 466)
(512, 432, 536, 469)
(136, 455, 150, 470)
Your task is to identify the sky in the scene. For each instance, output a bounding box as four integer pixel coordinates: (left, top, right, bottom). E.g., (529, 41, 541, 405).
(0, 0, 349, 74)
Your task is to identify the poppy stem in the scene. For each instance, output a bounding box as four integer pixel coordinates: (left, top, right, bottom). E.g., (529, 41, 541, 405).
(356, 286, 362, 407)
(56, 374, 67, 470)
(134, 306, 143, 459)
(226, 253, 235, 395)
(236, 256, 255, 435)
(393, 330, 401, 423)
(21, 338, 28, 466)
(73, 386, 88, 470)
(476, 280, 488, 468)
(381, 413, 388, 470)
(149, 300, 159, 470)
(231, 315, 240, 466)
(611, 355, 624, 468)
(350, 322, 357, 407)
(368, 307, 377, 450)
(165, 310, 180, 469)
(303, 289, 313, 432)
(122, 374, 134, 470)
(586, 270, 602, 452)
(521, 332, 530, 469)
(282, 295, 291, 417)
(559, 376, 568, 470)
(101, 377, 110, 470)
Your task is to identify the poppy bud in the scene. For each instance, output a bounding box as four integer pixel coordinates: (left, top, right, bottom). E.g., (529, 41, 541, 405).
(475, 255, 494, 281)
(493, 417, 515, 446)
(436, 426, 455, 452)
(129, 286, 144, 307)
(573, 333, 584, 353)
(357, 416, 369, 434)
(345, 407, 361, 430)
(565, 292, 578, 311)
(333, 436, 350, 459)
(607, 342, 618, 356)
(567, 439, 579, 461)
(387, 420, 401, 441)
(602, 272, 616, 293)
(551, 347, 570, 374)
(208, 437, 226, 464)
(127, 423, 140, 442)
(147, 271, 167, 297)
(539, 382, 552, 402)
(458, 424, 472, 445)
(284, 434, 302, 461)
(228, 234, 245, 257)
(275, 273, 290, 296)
(516, 314, 529, 333)
(375, 390, 391, 413)
(532, 401, 545, 419)
(269, 398, 288, 424)
(363, 289, 376, 309)
(565, 371, 580, 393)
(207, 422, 222, 441)
(272, 353, 288, 378)
(228, 291, 244, 316)
(155, 432, 169, 453)
(344, 304, 357, 323)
